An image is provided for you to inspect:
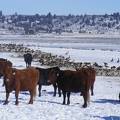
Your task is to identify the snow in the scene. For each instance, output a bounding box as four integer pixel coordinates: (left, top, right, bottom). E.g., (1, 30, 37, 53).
(0, 61, 120, 119)
(0, 35, 120, 120)
(28, 47, 120, 67)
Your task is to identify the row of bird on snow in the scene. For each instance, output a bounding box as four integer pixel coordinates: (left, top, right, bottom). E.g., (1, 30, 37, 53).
(0, 52, 119, 108)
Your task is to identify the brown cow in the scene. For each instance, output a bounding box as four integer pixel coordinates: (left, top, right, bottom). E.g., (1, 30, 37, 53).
(4, 67, 39, 105)
(76, 67, 96, 96)
(0, 58, 12, 86)
(48, 67, 91, 108)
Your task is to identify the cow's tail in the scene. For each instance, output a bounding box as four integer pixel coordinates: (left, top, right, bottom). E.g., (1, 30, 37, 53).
(33, 88, 37, 100)
(87, 91, 90, 104)
(33, 70, 39, 100)
(85, 78, 90, 104)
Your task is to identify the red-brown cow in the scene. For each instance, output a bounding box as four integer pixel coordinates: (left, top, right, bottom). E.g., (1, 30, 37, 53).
(76, 67, 96, 96)
(4, 67, 39, 105)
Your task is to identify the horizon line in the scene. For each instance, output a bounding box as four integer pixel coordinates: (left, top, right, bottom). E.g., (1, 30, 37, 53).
(1, 11, 120, 16)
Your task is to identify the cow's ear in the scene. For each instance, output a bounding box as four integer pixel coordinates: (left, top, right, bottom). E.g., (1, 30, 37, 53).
(12, 68, 16, 75)
(6, 79, 10, 82)
(56, 73, 59, 77)
(12, 72, 16, 75)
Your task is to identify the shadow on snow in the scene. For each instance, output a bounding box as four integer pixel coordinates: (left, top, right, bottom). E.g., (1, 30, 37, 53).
(95, 116, 120, 120)
(93, 99, 120, 105)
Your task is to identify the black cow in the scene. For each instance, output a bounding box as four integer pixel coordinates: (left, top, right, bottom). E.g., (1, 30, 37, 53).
(24, 53, 33, 68)
(36, 66, 61, 97)
(48, 68, 91, 108)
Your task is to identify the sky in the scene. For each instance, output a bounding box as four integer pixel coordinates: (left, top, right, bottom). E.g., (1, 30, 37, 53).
(0, 0, 120, 15)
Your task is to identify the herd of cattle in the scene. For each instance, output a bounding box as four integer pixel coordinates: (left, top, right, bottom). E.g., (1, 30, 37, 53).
(0, 53, 120, 108)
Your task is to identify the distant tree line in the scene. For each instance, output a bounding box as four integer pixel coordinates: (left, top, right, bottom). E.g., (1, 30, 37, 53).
(0, 11, 120, 34)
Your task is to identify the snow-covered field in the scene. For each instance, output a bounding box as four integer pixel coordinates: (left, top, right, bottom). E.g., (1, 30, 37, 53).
(1, 35, 120, 67)
(0, 35, 120, 120)
(0, 74, 120, 120)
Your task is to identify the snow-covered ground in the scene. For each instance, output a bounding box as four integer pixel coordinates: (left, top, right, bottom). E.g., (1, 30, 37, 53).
(0, 35, 120, 120)
(28, 46, 120, 68)
(1, 35, 120, 67)
(0, 52, 120, 120)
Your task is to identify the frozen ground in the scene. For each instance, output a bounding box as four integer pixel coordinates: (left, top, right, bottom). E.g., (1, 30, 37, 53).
(28, 46, 120, 68)
(0, 52, 120, 120)
(1, 34, 120, 50)
(0, 35, 120, 120)
(1, 35, 120, 67)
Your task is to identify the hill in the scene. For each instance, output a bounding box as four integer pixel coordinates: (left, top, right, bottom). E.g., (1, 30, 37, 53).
(0, 12, 120, 35)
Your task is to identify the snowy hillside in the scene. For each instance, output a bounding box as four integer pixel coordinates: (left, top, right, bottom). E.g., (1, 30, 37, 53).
(0, 12, 120, 35)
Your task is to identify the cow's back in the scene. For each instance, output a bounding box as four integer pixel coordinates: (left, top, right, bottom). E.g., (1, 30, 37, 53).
(36, 67, 59, 85)
(58, 70, 90, 92)
(14, 67, 39, 90)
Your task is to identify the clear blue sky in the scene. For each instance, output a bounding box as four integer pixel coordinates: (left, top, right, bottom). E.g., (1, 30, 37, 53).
(0, 0, 120, 15)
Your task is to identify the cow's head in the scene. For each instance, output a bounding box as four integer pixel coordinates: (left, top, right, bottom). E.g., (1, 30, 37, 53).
(0, 60, 12, 78)
(4, 67, 16, 91)
(47, 67, 60, 84)
(0, 61, 6, 76)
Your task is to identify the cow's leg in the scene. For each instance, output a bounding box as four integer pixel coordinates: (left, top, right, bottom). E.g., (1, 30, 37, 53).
(25, 62, 27, 68)
(28, 63, 30, 68)
(82, 91, 88, 108)
(119, 93, 120, 102)
(62, 91, 66, 105)
(2, 76, 5, 87)
(91, 85, 94, 96)
(29, 62, 31, 67)
(67, 92, 70, 105)
(15, 90, 19, 105)
(28, 61, 31, 67)
(38, 84, 42, 97)
(27, 63, 29, 68)
(58, 88, 61, 97)
(80, 92, 83, 96)
(26, 62, 28, 68)
(29, 91, 34, 104)
(53, 83, 57, 97)
(4, 92, 10, 105)
(2, 80, 4, 87)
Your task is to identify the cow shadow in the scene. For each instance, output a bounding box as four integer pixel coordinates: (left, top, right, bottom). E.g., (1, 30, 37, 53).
(20, 92, 30, 95)
(41, 91, 61, 97)
(95, 116, 120, 120)
(39, 90, 53, 95)
(94, 99, 120, 105)
(46, 91, 54, 95)
(47, 91, 61, 96)
(37, 99, 62, 105)
(103, 116, 120, 120)
(0, 100, 5, 104)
